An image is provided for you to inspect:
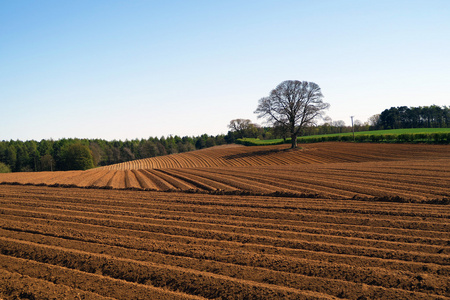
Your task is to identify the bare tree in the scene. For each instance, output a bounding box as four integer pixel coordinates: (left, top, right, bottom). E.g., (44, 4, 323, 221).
(368, 114, 380, 127)
(255, 80, 330, 148)
(332, 120, 346, 133)
(228, 119, 252, 131)
(228, 119, 259, 138)
(332, 120, 346, 127)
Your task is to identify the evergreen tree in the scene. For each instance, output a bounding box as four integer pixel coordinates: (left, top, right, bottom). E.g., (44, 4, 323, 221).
(63, 143, 95, 170)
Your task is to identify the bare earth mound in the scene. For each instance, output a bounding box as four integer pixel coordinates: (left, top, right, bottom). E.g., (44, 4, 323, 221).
(0, 185, 449, 299)
(1, 142, 449, 201)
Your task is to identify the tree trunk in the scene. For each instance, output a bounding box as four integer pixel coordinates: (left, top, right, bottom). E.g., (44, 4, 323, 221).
(291, 134, 298, 148)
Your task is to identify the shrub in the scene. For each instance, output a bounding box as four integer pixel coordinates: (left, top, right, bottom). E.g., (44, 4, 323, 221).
(0, 162, 11, 173)
(398, 134, 412, 142)
(414, 133, 427, 141)
(370, 135, 381, 142)
(355, 135, 367, 142)
(384, 134, 396, 142)
(431, 133, 447, 143)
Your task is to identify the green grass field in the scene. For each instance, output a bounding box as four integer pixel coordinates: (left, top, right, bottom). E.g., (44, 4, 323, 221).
(304, 128, 450, 138)
(237, 128, 450, 146)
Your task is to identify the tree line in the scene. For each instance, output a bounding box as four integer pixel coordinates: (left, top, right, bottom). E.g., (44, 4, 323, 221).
(1, 104, 448, 173)
(231, 105, 449, 141)
(0, 134, 229, 172)
(226, 119, 372, 141)
(373, 105, 449, 130)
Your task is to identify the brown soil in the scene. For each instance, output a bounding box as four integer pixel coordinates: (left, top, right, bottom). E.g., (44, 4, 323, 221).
(1, 143, 449, 202)
(0, 185, 448, 299)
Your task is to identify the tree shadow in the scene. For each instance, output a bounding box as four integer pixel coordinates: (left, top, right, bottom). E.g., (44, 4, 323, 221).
(222, 147, 299, 160)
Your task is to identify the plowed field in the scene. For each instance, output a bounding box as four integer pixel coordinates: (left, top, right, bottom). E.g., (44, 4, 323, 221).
(0, 185, 449, 299)
(99, 142, 450, 170)
(1, 142, 449, 299)
(1, 143, 449, 201)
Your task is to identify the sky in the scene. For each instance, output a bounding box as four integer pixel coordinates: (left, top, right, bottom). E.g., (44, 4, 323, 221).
(1, 0, 449, 141)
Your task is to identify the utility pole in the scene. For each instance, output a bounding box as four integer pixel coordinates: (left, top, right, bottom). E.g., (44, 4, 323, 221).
(351, 116, 355, 142)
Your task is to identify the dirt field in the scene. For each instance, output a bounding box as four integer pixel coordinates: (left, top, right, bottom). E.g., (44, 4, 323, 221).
(1, 142, 449, 201)
(0, 142, 449, 299)
(0, 185, 449, 299)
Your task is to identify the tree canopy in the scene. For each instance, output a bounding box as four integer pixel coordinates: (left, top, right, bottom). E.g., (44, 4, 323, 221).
(227, 119, 260, 139)
(375, 106, 449, 129)
(0, 135, 228, 172)
(63, 143, 95, 170)
(255, 80, 330, 148)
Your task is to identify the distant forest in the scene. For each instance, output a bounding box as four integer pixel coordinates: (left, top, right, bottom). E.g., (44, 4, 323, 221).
(375, 105, 449, 129)
(0, 135, 230, 172)
(0, 105, 448, 172)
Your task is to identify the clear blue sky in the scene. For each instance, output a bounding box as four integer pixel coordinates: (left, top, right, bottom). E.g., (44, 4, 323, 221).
(1, 0, 449, 141)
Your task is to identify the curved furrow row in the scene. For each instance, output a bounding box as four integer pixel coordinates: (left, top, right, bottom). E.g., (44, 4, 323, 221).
(138, 169, 176, 190)
(0, 263, 117, 300)
(1, 143, 449, 202)
(107, 171, 126, 189)
(1, 201, 448, 245)
(1, 207, 448, 256)
(192, 168, 362, 198)
(124, 170, 141, 189)
(65, 170, 108, 187)
(1, 212, 447, 277)
(2, 196, 449, 245)
(90, 170, 117, 188)
(148, 170, 198, 190)
(0, 218, 447, 299)
(2, 188, 448, 233)
(1, 199, 448, 242)
(1, 211, 448, 265)
(131, 170, 159, 190)
(302, 167, 450, 188)
(300, 170, 450, 198)
(158, 169, 237, 192)
(0, 237, 335, 300)
(245, 168, 448, 199)
(1, 186, 449, 299)
(1, 232, 447, 300)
